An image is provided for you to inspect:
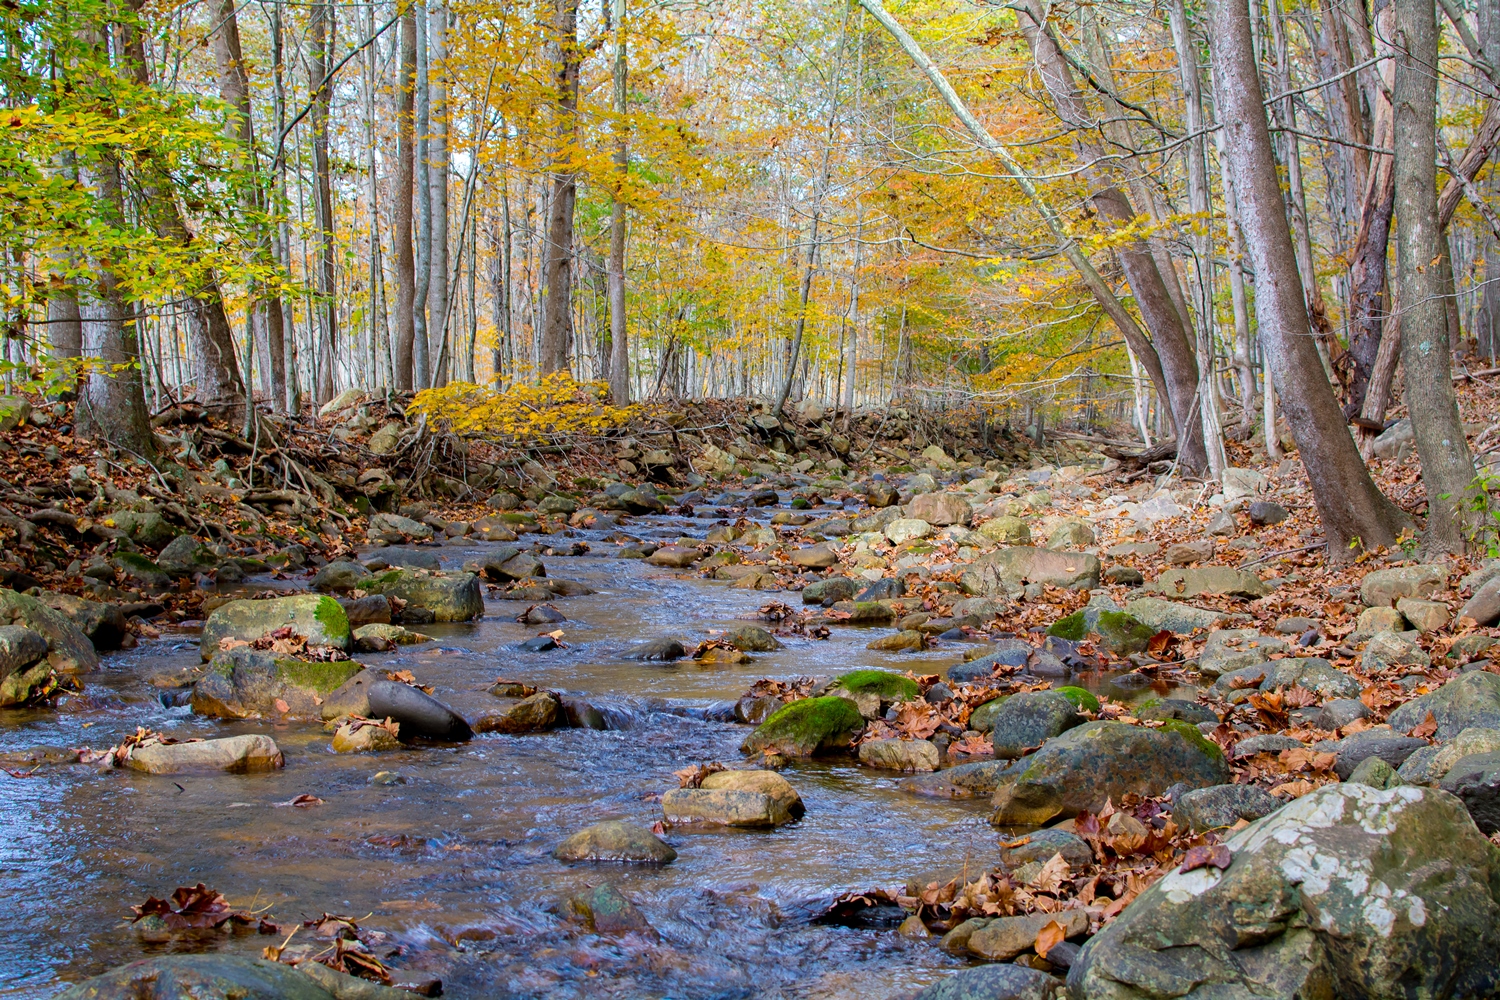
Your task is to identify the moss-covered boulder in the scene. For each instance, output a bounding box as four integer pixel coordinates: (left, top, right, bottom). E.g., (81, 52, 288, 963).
(0, 625, 53, 706)
(365, 568, 484, 622)
(801, 576, 857, 605)
(1069, 784, 1500, 1000)
(100, 509, 180, 550)
(1054, 685, 1101, 712)
(0, 587, 98, 673)
(1047, 608, 1157, 655)
(827, 600, 898, 624)
(990, 720, 1228, 826)
(199, 594, 351, 661)
(155, 535, 220, 577)
(741, 696, 865, 757)
(111, 552, 171, 590)
(968, 696, 1009, 733)
(191, 646, 361, 720)
(310, 560, 374, 593)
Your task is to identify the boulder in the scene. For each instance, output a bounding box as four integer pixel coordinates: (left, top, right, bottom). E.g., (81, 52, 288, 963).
(1460, 576, 1500, 626)
(1150, 567, 1269, 600)
(1388, 671, 1500, 739)
(622, 637, 687, 661)
(1196, 629, 1289, 678)
(725, 625, 781, 652)
(1137, 699, 1218, 726)
(968, 908, 1089, 961)
(986, 690, 1086, 759)
(1360, 562, 1448, 606)
(331, 720, 401, 753)
(802, 576, 857, 604)
(908, 492, 972, 527)
(661, 787, 796, 827)
(475, 691, 561, 733)
(990, 721, 1229, 827)
(1396, 597, 1450, 633)
(0, 589, 98, 674)
(1247, 500, 1289, 525)
(700, 769, 804, 818)
(1123, 597, 1226, 635)
(901, 759, 1025, 800)
(1440, 751, 1500, 834)
(365, 568, 483, 622)
(960, 546, 1101, 595)
(200, 594, 351, 661)
(368, 511, 433, 542)
(1172, 783, 1281, 832)
(352, 622, 430, 652)
(323, 672, 471, 741)
(1328, 728, 1430, 779)
(38, 592, 128, 651)
(741, 696, 865, 757)
(191, 647, 361, 720)
(311, 560, 374, 592)
(864, 481, 900, 507)
(0, 625, 53, 706)
(1397, 727, 1500, 785)
(125, 734, 284, 774)
(1164, 539, 1214, 566)
(646, 545, 703, 568)
(1045, 518, 1096, 550)
(155, 534, 219, 577)
(913, 965, 1061, 1000)
(977, 515, 1031, 545)
(789, 542, 840, 569)
(563, 882, 654, 935)
(1000, 828, 1094, 869)
(1067, 783, 1500, 1000)
(1046, 608, 1155, 655)
(884, 518, 932, 544)
(101, 509, 180, 549)
(53, 955, 361, 1000)
(553, 820, 677, 862)
(1361, 629, 1428, 671)
(110, 552, 172, 590)
(1209, 657, 1361, 699)
(339, 594, 393, 627)
(1354, 605, 1407, 638)
(867, 629, 925, 652)
(857, 738, 940, 771)
(827, 600, 897, 625)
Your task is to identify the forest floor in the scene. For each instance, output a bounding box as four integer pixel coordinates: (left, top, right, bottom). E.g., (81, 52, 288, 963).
(4, 377, 1500, 999)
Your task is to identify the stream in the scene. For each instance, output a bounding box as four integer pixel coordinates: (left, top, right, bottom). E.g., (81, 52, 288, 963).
(0, 500, 1176, 999)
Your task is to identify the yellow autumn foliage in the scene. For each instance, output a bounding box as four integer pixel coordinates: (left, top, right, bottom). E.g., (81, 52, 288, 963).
(409, 372, 639, 443)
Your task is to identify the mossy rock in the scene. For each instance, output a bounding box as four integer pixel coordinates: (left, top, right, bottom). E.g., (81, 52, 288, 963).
(1046, 608, 1156, 655)
(831, 669, 919, 702)
(1158, 718, 1225, 763)
(200, 594, 351, 662)
(192, 646, 361, 719)
(364, 568, 484, 621)
(968, 696, 1010, 733)
(741, 696, 866, 757)
(1054, 686, 1101, 713)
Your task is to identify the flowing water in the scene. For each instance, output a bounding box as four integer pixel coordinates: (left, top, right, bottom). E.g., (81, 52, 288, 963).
(0, 505, 1172, 999)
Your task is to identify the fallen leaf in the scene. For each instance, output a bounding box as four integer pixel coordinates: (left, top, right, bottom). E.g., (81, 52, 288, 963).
(1034, 918, 1067, 958)
(1408, 711, 1437, 740)
(274, 698, 290, 714)
(1179, 844, 1233, 873)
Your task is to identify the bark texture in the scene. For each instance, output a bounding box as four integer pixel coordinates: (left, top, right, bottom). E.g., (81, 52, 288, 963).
(539, 0, 580, 375)
(393, 7, 418, 391)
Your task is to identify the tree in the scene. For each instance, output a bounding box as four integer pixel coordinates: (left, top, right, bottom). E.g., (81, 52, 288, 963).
(606, 0, 630, 404)
(429, 0, 451, 387)
(1392, 0, 1476, 551)
(309, 1, 338, 404)
(394, 3, 418, 392)
(539, 0, 580, 375)
(1209, 0, 1405, 553)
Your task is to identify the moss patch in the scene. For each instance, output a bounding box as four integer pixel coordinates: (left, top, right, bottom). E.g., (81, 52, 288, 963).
(313, 595, 352, 642)
(832, 669, 919, 702)
(1159, 719, 1225, 762)
(748, 696, 865, 755)
(279, 656, 360, 694)
(1047, 611, 1088, 641)
(1054, 686, 1101, 713)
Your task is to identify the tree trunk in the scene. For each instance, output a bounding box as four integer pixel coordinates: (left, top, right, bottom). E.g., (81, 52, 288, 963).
(309, 1, 338, 403)
(539, 0, 580, 376)
(429, 0, 450, 388)
(1392, 0, 1476, 551)
(413, 5, 432, 389)
(606, 0, 629, 404)
(393, 5, 418, 391)
(1016, 0, 1206, 472)
(1209, 0, 1404, 554)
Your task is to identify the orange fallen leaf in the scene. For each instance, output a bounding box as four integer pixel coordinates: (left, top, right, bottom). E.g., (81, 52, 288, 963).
(1034, 919, 1067, 958)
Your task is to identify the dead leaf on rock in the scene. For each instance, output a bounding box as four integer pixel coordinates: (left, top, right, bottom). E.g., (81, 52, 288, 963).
(1034, 918, 1067, 958)
(1178, 843, 1232, 873)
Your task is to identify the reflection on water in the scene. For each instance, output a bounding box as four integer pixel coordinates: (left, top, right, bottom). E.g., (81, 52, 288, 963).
(0, 513, 1172, 998)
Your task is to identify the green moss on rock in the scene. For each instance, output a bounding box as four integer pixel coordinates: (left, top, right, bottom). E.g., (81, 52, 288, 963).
(1159, 718, 1225, 762)
(741, 696, 865, 757)
(1047, 611, 1088, 641)
(1055, 686, 1101, 713)
(279, 656, 360, 694)
(832, 669, 919, 702)
(313, 595, 351, 642)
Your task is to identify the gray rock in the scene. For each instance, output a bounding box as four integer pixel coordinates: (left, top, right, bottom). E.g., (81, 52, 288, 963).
(986, 690, 1086, 759)
(1067, 783, 1500, 1000)
(322, 673, 472, 741)
(1371, 416, 1414, 460)
(1123, 597, 1227, 635)
(1197, 629, 1289, 678)
(53, 955, 350, 1000)
(1000, 827, 1093, 868)
(554, 821, 676, 863)
(1233, 733, 1305, 757)
(1205, 511, 1237, 537)
(1361, 630, 1428, 671)
(857, 738, 941, 771)
(802, 576, 857, 604)
(102, 509, 180, 549)
(900, 758, 1026, 799)
(311, 559, 373, 592)
(1164, 539, 1215, 565)
(1172, 783, 1281, 832)
(623, 637, 687, 661)
(908, 492, 973, 527)
(1149, 567, 1269, 600)
(1330, 728, 1429, 779)
(1247, 500, 1288, 525)
(1388, 672, 1500, 740)
(125, 734, 284, 774)
(0, 624, 52, 706)
(191, 647, 361, 720)
(475, 691, 562, 733)
(1441, 751, 1500, 834)
(155, 534, 219, 577)
(372, 548, 443, 571)
(365, 568, 484, 622)
(960, 546, 1101, 595)
(199, 594, 351, 661)
(1046, 518, 1096, 550)
(1317, 698, 1372, 730)
(1460, 576, 1500, 626)
(990, 720, 1229, 826)
(1360, 562, 1448, 606)
(913, 963, 1062, 1000)
(38, 592, 128, 651)
(1348, 756, 1403, 789)
(1137, 699, 1218, 726)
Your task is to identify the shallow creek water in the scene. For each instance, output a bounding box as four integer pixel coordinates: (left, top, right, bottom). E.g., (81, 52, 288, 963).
(0, 506, 1173, 999)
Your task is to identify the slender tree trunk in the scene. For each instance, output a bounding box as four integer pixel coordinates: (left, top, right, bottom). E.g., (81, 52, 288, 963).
(309, 2, 338, 403)
(394, 4, 418, 391)
(1392, 0, 1476, 551)
(607, 0, 630, 404)
(539, 0, 580, 375)
(270, 6, 300, 413)
(1210, 0, 1405, 554)
(413, 4, 432, 388)
(429, 0, 450, 388)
